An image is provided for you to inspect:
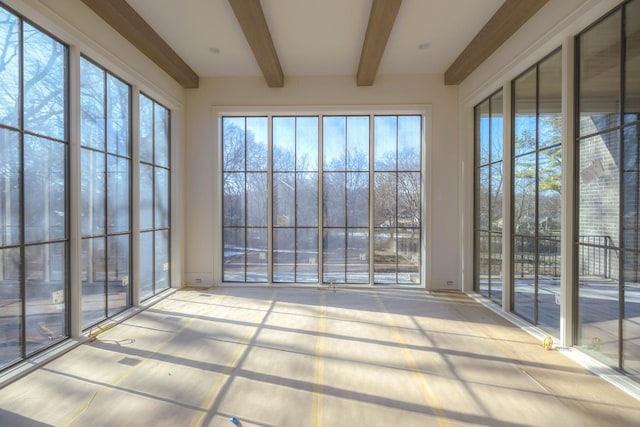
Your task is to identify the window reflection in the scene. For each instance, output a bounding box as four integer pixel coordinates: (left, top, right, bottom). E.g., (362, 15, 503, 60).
(0, 247, 21, 367)
(579, 10, 621, 136)
(154, 104, 169, 167)
(25, 243, 66, 355)
(81, 149, 105, 236)
(154, 168, 170, 228)
(577, 1, 639, 381)
(155, 230, 170, 292)
(474, 91, 503, 305)
(578, 249, 620, 364)
(139, 95, 153, 163)
(81, 237, 106, 327)
(24, 136, 66, 243)
(107, 76, 129, 156)
(512, 50, 562, 336)
(476, 232, 489, 298)
(107, 234, 129, 317)
(23, 23, 66, 141)
(579, 132, 620, 247)
(0, 7, 68, 369)
(107, 155, 130, 233)
(140, 231, 154, 300)
(625, 0, 640, 124)
(0, 129, 20, 247)
(623, 123, 640, 377)
(0, 8, 19, 128)
(139, 95, 171, 295)
(80, 57, 131, 328)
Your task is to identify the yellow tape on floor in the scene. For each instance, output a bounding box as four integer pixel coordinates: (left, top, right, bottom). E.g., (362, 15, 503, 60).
(375, 294, 452, 427)
(189, 289, 276, 427)
(311, 292, 326, 427)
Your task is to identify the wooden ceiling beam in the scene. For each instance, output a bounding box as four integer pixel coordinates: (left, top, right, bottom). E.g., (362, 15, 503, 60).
(81, 0, 199, 89)
(357, 0, 402, 87)
(228, 0, 284, 88)
(444, 0, 549, 86)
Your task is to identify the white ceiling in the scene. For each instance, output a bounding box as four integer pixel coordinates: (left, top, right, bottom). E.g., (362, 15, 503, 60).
(126, 0, 504, 78)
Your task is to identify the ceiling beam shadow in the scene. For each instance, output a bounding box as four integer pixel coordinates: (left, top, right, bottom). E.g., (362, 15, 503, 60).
(81, 0, 199, 89)
(444, 0, 549, 86)
(228, 0, 284, 88)
(357, 0, 403, 87)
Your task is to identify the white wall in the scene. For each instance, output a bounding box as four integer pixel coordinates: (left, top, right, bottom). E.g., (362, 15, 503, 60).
(184, 74, 460, 289)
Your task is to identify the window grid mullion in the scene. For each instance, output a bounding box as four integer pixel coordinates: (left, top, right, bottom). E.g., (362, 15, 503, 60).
(491, 94, 498, 298)
(267, 115, 273, 283)
(243, 117, 248, 282)
(18, 15, 26, 359)
(618, 3, 627, 371)
(396, 117, 401, 283)
(151, 103, 157, 291)
(221, 113, 421, 286)
(293, 117, 298, 283)
(343, 117, 348, 284)
(318, 115, 324, 284)
(369, 114, 374, 285)
(102, 71, 109, 317)
(534, 63, 540, 325)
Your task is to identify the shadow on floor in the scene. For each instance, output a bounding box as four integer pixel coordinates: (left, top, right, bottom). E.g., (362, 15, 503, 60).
(0, 409, 52, 427)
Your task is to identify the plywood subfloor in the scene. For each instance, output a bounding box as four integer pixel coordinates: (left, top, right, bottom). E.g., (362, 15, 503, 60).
(0, 287, 638, 427)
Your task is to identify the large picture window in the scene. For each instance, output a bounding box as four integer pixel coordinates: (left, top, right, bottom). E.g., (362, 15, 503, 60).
(373, 116, 421, 284)
(222, 113, 423, 285)
(139, 94, 171, 299)
(512, 49, 562, 338)
(0, 5, 68, 369)
(80, 57, 131, 329)
(222, 117, 269, 282)
(323, 116, 370, 284)
(576, 0, 640, 380)
(474, 91, 504, 305)
(274, 117, 318, 283)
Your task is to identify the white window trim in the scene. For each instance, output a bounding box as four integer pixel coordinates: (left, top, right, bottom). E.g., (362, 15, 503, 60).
(211, 104, 432, 288)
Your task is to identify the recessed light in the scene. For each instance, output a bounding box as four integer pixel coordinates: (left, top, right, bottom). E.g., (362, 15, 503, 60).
(418, 43, 431, 50)
(209, 47, 220, 54)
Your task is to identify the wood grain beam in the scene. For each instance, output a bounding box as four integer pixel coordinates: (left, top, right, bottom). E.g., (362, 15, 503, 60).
(444, 0, 549, 86)
(81, 0, 199, 88)
(228, 0, 284, 88)
(357, 0, 402, 86)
